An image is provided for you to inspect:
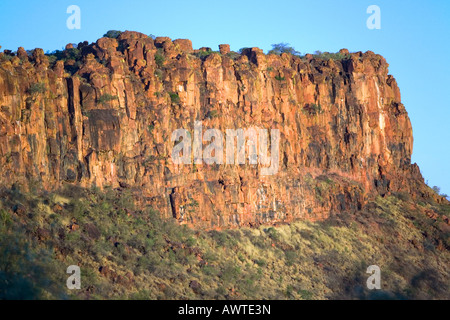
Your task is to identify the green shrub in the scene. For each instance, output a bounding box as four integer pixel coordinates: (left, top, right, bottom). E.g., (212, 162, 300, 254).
(154, 69, 163, 80)
(210, 230, 237, 247)
(155, 50, 165, 68)
(285, 250, 298, 266)
(0, 53, 13, 62)
(254, 259, 266, 267)
(46, 55, 58, 66)
(298, 289, 313, 300)
(266, 227, 280, 242)
(226, 52, 241, 60)
(221, 263, 241, 282)
(65, 48, 81, 61)
(97, 93, 117, 104)
(313, 51, 350, 61)
(0, 209, 12, 227)
(201, 265, 217, 276)
(216, 286, 227, 296)
(302, 103, 323, 115)
(27, 83, 46, 95)
(194, 49, 215, 60)
(206, 110, 219, 119)
(169, 92, 180, 105)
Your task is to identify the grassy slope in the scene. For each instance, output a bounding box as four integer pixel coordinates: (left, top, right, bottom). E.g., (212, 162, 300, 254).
(0, 184, 448, 300)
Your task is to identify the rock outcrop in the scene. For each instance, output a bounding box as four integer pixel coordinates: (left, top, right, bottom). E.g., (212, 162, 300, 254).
(0, 31, 431, 228)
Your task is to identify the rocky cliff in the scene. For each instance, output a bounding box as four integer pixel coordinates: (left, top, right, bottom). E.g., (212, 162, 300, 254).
(0, 31, 434, 229)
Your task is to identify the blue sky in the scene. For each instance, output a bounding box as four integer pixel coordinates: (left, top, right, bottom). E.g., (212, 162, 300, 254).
(0, 0, 449, 196)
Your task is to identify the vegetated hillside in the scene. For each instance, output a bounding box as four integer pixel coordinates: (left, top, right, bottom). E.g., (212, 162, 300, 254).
(0, 184, 448, 300)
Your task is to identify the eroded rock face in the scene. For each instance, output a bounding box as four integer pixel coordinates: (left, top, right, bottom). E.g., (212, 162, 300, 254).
(0, 32, 428, 228)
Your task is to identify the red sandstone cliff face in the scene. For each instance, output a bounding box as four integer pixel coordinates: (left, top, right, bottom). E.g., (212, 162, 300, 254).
(0, 31, 429, 228)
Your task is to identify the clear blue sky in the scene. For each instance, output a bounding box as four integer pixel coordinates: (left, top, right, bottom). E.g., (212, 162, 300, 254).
(1, 0, 449, 196)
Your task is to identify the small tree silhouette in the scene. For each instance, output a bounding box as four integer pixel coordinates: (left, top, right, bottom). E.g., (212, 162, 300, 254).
(268, 43, 301, 56)
(103, 30, 122, 39)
